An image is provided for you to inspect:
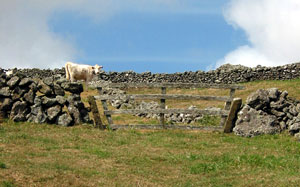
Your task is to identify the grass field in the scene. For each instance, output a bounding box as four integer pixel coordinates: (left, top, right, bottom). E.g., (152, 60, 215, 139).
(1, 79, 300, 186)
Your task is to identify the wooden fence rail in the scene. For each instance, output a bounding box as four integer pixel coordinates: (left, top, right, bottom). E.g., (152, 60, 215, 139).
(88, 83, 244, 132)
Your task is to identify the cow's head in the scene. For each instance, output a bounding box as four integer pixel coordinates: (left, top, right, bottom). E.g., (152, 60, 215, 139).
(93, 64, 103, 74)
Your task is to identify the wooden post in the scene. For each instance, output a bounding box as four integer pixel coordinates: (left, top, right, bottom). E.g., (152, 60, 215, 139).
(88, 96, 104, 129)
(98, 87, 113, 128)
(224, 98, 242, 133)
(160, 87, 166, 127)
(0, 103, 3, 124)
(220, 89, 236, 126)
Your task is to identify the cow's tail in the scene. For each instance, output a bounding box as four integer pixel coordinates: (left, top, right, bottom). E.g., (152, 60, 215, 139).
(65, 62, 71, 80)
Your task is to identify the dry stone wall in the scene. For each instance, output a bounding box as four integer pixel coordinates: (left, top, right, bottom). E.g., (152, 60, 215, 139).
(18, 63, 300, 83)
(3, 62, 300, 84)
(0, 70, 90, 126)
(233, 88, 300, 138)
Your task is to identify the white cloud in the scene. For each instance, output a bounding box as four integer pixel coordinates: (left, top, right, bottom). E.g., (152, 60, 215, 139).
(0, 0, 183, 69)
(218, 0, 300, 68)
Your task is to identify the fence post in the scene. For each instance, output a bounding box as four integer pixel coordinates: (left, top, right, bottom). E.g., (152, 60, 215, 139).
(98, 87, 114, 128)
(224, 98, 242, 133)
(0, 103, 3, 124)
(88, 96, 104, 129)
(220, 88, 236, 126)
(160, 87, 166, 127)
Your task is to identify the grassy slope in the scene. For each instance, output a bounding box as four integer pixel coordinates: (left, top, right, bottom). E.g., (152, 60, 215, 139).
(1, 79, 300, 186)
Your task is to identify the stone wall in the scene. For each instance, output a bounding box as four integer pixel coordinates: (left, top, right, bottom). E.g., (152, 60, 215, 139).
(0, 70, 90, 126)
(5, 62, 300, 84)
(233, 88, 300, 138)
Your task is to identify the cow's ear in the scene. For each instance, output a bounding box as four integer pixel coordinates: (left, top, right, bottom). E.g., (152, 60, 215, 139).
(92, 67, 95, 69)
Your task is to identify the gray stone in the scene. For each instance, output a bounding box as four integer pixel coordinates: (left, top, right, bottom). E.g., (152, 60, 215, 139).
(43, 77, 54, 87)
(7, 76, 20, 88)
(27, 106, 47, 124)
(42, 96, 58, 107)
(62, 82, 83, 94)
(38, 80, 53, 96)
(294, 132, 300, 141)
(246, 89, 270, 110)
(13, 86, 29, 97)
(30, 105, 42, 116)
(267, 88, 280, 101)
(270, 99, 290, 111)
(0, 87, 11, 97)
(280, 91, 289, 99)
(289, 105, 298, 116)
(0, 78, 6, 87)
(28, 82, 38, 92)
(0, 98, 13, 116)
(55, 95, 66, 105)
(270, 109, 285, 117)
(34, 96, 42, 106)
(19, 78, 33, 87)
(233, 105, 281, 137)
(66, 94, 81, 105)
(57, 113, 73, 126)
(79, 108, 91, 123)
(24, 89, 35, 104)
(10, 101, 29, 122)
(67, 104, 81, 124)
(11, 88, 24, 101)
(53, 83, 65, 96)
(56, 78, 68, 86)
(46, 105, 62, 122)
(289, 123, 300, 135)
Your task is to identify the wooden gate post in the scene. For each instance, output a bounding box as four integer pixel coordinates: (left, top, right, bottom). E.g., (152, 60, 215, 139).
(160, 87, 166, 127)
(88, 96, 105, 129)
(98, 87, 114, 129)
(220, 88, 236, 126)
(224, 98, 242, 133)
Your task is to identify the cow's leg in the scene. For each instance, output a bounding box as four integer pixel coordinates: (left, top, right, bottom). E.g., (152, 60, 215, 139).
(65, 64, 70, 80)
(70, 74, 75, 82)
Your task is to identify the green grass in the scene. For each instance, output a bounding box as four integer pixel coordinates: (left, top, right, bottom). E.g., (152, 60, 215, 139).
(1, 122, 300, 186)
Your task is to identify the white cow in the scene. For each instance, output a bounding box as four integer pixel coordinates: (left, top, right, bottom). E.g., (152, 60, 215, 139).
(5, 70, 13, 76)
(65, 62, 103, 83)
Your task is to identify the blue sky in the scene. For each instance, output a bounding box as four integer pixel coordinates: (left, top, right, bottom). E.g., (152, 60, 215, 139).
(48, 0, 247, 72)
(2, 0, 299, 72)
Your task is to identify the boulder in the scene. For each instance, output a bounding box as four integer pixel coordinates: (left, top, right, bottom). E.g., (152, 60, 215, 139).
(42, 96, 58, 107)
(56, 78, 68, 86)
(43, 77, 54, 87)
(34, 96, 42, 106)
(289, 123, 300, 136)
(0, 87, 11, 97)
(57, 113, 73, 126)
(67, 104, 81, 124)
(0, 78, 6, 87)
(62, 82, 83, 94)
(38, 80, 53, 96)
(233, 105, 281, 137)
(19, 78, 33, 87)
(10, 101, 29, 122)
(46, 105, 62, 122)
(28, 82, 38, 93)
(12, 86, 29, 99)
(0, 98, 13, 116)
(55, 95, 66, 106)
(246, 89, 270, 110)
(53, 83, 65, 96)
(7, 76, 20, 88)
(27, 106, 47, 124)
(24, 89, 35, 104)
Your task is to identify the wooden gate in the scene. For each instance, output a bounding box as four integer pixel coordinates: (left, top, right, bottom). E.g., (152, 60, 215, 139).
(88, 83, 244, 132)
